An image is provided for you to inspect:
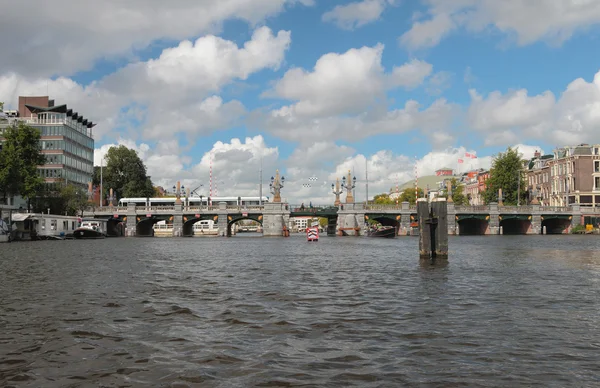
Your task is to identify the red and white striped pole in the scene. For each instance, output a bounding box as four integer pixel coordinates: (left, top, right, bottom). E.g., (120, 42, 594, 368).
(414, 156, 418, 199)
(209, 152, 213, 205)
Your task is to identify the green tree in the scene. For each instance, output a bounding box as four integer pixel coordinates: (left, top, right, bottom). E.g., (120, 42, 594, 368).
(482, 147, 527, 205)
(398, 187, 425, 204)
(373, 193, 394, 204)
(440, 178, 469, 205)
(0, 122, 46, 208)
(102, 145, 154, 199)
(59, 184, 89, 216)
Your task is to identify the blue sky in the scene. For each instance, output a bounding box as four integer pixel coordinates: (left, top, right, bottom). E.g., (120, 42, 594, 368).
(1, 0, 600, 202)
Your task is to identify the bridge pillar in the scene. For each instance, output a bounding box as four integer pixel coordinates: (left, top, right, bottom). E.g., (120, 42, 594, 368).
(487, 202, 500, 235)
(217, 202, 228, 237)
(126, 203, 137, 237)
(447, 202, 457, 235)
(398, 202, 412, 236)
(172, 204, 183, 237)
(529, 204, 542, 234)
(335, 203, 365, 236)
(570, 204, 581, 231)
(262, 202, 290, 237)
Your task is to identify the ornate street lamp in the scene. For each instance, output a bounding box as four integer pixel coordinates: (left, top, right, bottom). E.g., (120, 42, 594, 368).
(269, 169, 285, 203)
(106, 188, 116, 207)
(498, 188, 504, 206)
(331, 178, 343, 206)
(341, 169, 356, 203)
(172, 181, 185, 205)
(199, 195, 204, 209)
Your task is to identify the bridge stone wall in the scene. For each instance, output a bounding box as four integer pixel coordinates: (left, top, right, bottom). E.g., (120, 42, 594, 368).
(262, 202, 290, 237)
(81, 201, 592, 237)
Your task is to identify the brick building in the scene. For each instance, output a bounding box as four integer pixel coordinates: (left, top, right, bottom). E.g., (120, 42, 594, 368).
(543, 144, 600, 207)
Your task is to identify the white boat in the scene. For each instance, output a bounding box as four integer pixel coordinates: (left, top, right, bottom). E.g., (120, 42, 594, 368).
(192, 220, 219, 236)
(73, 219, 107, 239)
(11, 213, 81, 240)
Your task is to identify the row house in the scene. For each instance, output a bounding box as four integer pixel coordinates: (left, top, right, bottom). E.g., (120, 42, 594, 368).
(540, 144, 600, 207)
(463, 169, 489, 205)
(526, 151, 552, 206)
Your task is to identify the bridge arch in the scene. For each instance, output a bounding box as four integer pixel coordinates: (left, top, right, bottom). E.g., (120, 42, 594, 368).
(364, 214, 400, 234)
(107, 216, 126, 236)
(455, 214, 489, 235)
(182, 214, 219, 237)
(136, 215, 172, 237)
(541, 215, 571, 234)
(499, 214, 531, 235)
(227, 214, 263, 237)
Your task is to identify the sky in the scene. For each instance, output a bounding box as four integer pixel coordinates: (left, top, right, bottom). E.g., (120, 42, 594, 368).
(1, 0, 600, 204)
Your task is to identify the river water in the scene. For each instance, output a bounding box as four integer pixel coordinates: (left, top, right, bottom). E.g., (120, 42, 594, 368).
(1, 235, 599, 387)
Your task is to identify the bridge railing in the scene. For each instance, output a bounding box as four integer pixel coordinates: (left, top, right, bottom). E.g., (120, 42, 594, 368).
(454, 205, 488, 212)
(290, 205, 338, 212)
(364, 204, 417, 210)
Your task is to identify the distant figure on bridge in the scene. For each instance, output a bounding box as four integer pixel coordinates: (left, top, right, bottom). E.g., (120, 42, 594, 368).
(309, 201, 313, 209)
(300, 203, 305, 210)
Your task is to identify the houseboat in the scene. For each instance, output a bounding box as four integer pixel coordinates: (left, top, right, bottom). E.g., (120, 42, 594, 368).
(0, 206, 16, 243)
(73, 219, 107, 239)
(11, 213, 81, 240)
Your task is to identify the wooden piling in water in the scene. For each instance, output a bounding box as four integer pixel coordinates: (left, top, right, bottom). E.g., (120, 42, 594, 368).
(417, 199, 431, 258)
(417, 198, 448, 261)
(431, 199, 448, 259)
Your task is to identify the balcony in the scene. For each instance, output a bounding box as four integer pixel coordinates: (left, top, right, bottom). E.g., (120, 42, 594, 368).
(7, 117, 93, 138)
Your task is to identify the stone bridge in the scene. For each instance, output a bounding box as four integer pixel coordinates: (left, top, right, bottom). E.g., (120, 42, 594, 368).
(82, 200, 597, 237)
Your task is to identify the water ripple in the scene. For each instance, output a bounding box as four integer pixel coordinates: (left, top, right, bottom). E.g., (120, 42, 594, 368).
(1, 235, 599, 386)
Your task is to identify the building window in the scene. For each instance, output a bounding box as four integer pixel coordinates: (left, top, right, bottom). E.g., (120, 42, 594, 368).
(595, 161, 600, 173)
(596, 177, 600, 190)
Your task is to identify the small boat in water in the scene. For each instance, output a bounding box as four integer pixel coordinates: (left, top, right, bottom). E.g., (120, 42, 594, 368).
(74, 219, 107, 239)
(366, 225, 396, 238)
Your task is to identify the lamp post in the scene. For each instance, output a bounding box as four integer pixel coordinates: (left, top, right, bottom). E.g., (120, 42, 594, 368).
(269, 169, 285, 203)
(106, 188, 116, 207)
(341, 169, 356, 203)
(199, 195, 204, 210)
(331, 178, 343, 207)
(172, 181, 185, 205)
(498, 188, 504, 206)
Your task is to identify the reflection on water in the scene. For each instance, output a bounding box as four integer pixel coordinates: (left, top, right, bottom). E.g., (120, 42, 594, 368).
(1, 235, 599, 387)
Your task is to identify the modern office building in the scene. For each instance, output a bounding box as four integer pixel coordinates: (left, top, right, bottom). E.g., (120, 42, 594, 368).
(0, 96, 95, 189)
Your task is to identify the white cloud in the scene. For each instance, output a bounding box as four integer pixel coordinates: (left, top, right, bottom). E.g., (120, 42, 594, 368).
(258, 97, 456, 144)
(267, 45, 433, 118)
(400, 0, 600, 49)
(258, 44, 445, 143)
(322, 0, 393, 30)
(390, 59, 434, 89)
(0, 0, 308, 77)
(468, 69, 600, 146)
(0, 27, 291, 142)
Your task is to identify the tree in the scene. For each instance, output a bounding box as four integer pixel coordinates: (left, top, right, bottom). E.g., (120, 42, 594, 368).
(373, 193, 394, 204)
(398, 187, 425, 205)
(102, 145, 154, 199)
(59, 184, 89, 216)
(482, 147, 527, 205)
(0, 122, 46, 208)
(440, 178, 469, 205)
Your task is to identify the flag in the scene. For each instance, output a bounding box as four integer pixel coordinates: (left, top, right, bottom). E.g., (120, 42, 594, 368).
(471, 154, 477, 159)
(465, 152, 472, 158)
(458, 158, 464, 164)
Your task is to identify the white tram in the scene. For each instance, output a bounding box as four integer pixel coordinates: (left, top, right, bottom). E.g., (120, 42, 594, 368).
(118, 196, 269, 207)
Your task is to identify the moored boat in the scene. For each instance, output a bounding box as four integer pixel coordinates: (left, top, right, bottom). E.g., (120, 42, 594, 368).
(74, 219, 107, 239)
(366, 225, 396, 238)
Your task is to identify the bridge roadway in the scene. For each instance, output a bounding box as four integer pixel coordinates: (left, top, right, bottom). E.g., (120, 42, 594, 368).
(82, 201, 599, 237)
